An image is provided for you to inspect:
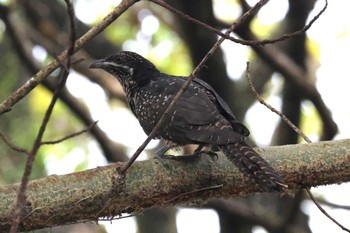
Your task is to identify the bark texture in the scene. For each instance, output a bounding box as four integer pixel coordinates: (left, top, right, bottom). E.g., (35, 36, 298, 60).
(0, 139, 350, 231)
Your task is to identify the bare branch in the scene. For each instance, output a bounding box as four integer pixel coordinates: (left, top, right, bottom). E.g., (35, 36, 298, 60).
(0, 0, 138, 115)
(235, 25, 337, 141)
(1, 139, 350, 232)
(246, 63, 349, 233)
(306, 189, 350, 232)
(164, 184, 223, 204)
(318, 199, 350, 211)
(0, 0, 129, 161)
(149, 0, 327, 46)
(245, 62, 311, 144)
(9, 1, 77, 232)
(41, 121, 98, 145)
(0, 132, 29, 155)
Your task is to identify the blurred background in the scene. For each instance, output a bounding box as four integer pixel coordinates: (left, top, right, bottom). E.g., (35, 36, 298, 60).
(0, 0, 349, 232)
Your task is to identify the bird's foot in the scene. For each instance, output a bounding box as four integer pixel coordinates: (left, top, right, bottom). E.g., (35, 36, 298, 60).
(192, 150, 218, 160)
(193, 145, 218, 160)
(154, 145, 171, 168)
(158, 153, 199, 161)
(154, 145, 200, 166)
(203, 151, 219, 160)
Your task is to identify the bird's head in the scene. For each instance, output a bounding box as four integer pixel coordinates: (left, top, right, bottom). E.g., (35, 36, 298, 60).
(89, 51, 160, 89)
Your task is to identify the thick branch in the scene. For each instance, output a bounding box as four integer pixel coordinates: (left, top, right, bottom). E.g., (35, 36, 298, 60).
(0, 139, 350, 231)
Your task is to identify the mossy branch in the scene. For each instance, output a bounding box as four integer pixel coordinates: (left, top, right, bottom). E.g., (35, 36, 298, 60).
(1, 139, 350, 231)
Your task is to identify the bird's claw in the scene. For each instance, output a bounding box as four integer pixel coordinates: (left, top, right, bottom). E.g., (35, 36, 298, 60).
(154, 153, 170, 168)
(204, 151, 219, 160)
(194, 145, 218, 160)
(194, 150, 218, 160)
(154, 145, 218, 169)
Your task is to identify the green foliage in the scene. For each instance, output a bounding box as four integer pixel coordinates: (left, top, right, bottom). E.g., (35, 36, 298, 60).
(0, 35, 45, 183)
(0, 62, 91, 184)
(102, 6, 192, 76)
(105, 15, 139, 46)
(150, 28, 192, 76)
(300, 101, 322, 141)
(0, 37, 20, 101)
(29, 85, 92, 173)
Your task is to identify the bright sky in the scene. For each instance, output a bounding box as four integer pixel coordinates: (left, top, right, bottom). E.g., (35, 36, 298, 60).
(38, 0, 350, 232)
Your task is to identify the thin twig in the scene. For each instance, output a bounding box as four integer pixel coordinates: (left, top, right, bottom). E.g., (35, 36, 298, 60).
(245, 62, 311, 143)
(165, 184, 223, 204)
(0, 132, 29, 155)
(318, 199, 350, 211)
(9, 1, 77, 232)
(0, 4, 127, 162)
(119, 0, 269, 174)
(41, 121, 98, 145)
(306, 189, 350, 232)
(149, 0, 327, 46)
(256, 0, 328, 44)
(245, 63, 350, 233)
(0, 0, 138, 115)
(236, 0, 337, 140)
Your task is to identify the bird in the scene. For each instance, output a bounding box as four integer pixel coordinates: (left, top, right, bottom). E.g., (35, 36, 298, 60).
(89, 51, 288, 192)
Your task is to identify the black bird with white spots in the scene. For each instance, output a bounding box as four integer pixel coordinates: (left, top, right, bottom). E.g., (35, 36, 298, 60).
(89, 51, 288, 192)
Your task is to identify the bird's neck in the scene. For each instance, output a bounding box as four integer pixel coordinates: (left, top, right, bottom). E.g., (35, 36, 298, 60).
(122, 75, 149, 95)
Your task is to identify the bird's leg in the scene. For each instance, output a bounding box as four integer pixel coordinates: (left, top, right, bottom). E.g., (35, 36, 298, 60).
(155, 144, 179, 162)
(154, 145, 172, 168)
(155, 140, 180, 159)
(155, 145, 171, 159)
(154, 142, 186, 167)
(155, 145, 195, 160)
(193, 145, 205, 156)
(155, 143, 200, 165)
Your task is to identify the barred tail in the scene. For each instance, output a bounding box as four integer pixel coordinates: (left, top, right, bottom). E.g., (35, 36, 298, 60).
(219, 142, 288, 191)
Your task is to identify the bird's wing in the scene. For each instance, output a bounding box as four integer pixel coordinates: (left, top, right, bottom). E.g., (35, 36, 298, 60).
(157, 76, 248, 145)
(192, 78, 250, 137)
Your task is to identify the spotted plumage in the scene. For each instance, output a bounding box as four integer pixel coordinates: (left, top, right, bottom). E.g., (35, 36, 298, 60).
(89, 51, 288, 191)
